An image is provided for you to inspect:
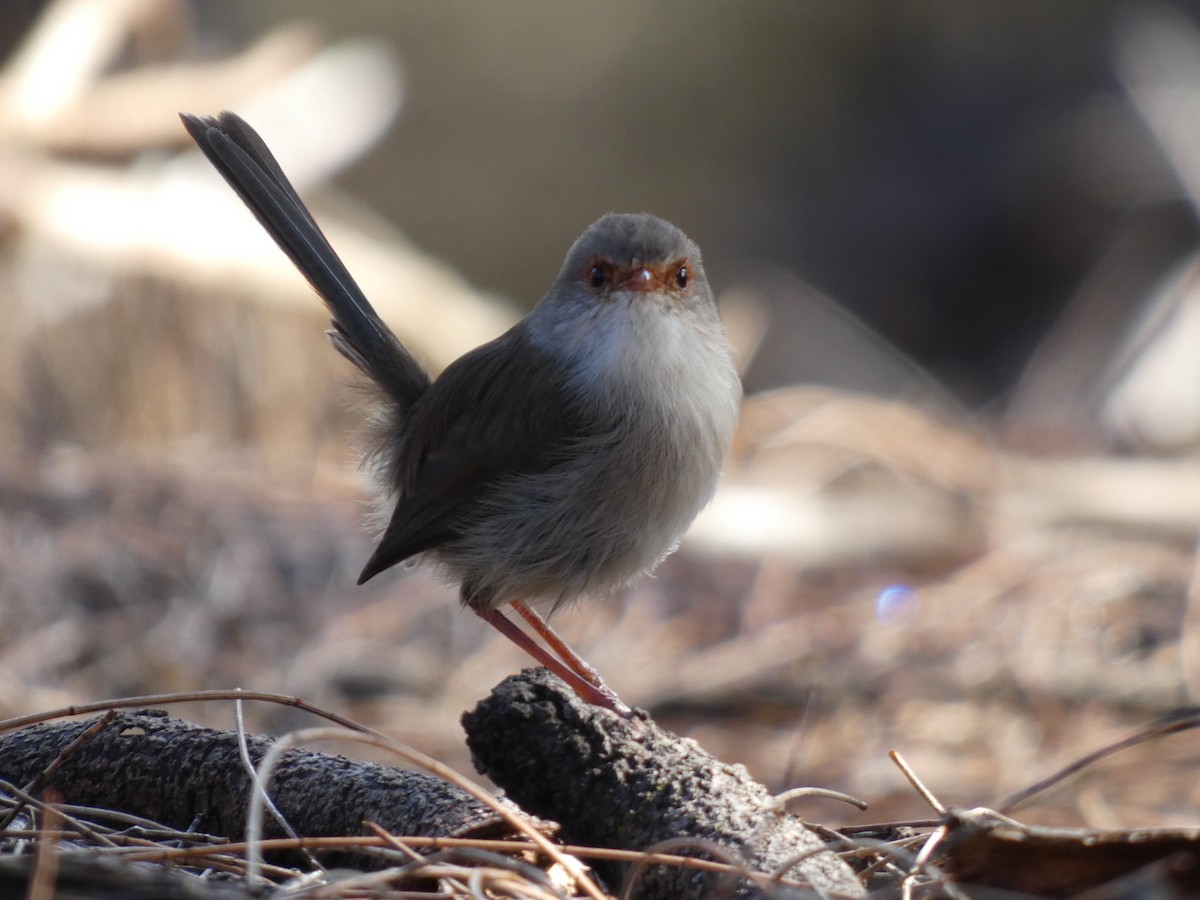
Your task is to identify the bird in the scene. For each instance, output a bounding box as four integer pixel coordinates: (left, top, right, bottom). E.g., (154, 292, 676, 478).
(181, 111, 741, 715)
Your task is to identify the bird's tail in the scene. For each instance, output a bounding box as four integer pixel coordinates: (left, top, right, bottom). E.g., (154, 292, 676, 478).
(181, 111, 430, 411)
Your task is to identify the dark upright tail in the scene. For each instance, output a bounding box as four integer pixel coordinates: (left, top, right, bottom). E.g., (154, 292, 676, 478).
(180, 111, 430, 411)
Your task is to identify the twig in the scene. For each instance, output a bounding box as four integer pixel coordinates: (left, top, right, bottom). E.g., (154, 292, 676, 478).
(233, 697, 320, 872)
(26, 795, 63, 900)
(118, 832, 823, 888)
(775, 786, 869, 812)
(0, 778, 119, 849)
(997, 708, 1200, 814)
(0, 689, 390, 739)
(888, 750, 947, 816)
(619, 836, 770, 900)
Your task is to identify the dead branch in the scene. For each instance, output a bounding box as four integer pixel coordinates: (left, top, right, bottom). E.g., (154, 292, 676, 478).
(0, 853, 257, 900)
(0, 710, 505, 867)
(938, 808, 1200, 896)
(462, 668, 864, 900)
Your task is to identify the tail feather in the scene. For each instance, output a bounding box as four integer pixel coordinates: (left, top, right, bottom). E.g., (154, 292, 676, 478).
(181, 111, 430, 410)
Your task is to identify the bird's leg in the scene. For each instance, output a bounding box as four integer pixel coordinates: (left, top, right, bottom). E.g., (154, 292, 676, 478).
(510, 600, 609, 690)
(509, 600, 632, 715)
(476, 605, 632, 716)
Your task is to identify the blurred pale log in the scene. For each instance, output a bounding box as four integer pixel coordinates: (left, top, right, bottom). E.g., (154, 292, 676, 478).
(689, 387, 995, 566)
(0, 1, 516, 373)
(5, 27, 331, 155)
(2, 145, 517, 367)
(0, 140, 517, 462)
(1010, 8, 1200, 452)
(0, 0, 324, 155)
(689, 386, 1200, 568)
(997, 455, 1200, 535)
(1102, 256, 1200, 450)
(0, 0, 517, 460)
(1101, 7, 1200, 449)
(0, 0, 173, 131)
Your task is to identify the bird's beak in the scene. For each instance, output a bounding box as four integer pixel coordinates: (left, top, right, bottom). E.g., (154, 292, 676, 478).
(620, 266, 660, 292)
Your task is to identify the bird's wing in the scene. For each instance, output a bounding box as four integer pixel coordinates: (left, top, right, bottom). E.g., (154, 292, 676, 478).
(357, 328, 586, 583)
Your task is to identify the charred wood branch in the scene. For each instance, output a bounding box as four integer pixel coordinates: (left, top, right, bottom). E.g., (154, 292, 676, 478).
(0, 710, 504, 866)
(463, 668, 864, 899)
(0, 853, 258, 900)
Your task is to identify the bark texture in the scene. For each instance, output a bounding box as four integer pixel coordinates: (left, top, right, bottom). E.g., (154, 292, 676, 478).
(0, 709, 503, 864)
(0, 854, 257, 900)
(463, 668, 864, 899)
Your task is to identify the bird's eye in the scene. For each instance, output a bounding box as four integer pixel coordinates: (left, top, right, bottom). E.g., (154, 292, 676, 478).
(589, 265, 606, 288)
(675, 265, 689, 288)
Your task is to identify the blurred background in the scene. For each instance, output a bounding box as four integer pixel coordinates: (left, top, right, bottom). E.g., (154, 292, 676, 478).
(5, 0, 1200, 834)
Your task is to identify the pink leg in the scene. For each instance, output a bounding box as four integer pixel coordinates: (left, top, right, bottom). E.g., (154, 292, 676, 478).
(511, 601, 607, 688)
(476, 606, 632, 716)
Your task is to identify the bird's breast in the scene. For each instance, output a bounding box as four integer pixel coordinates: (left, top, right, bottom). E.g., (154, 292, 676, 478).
(528, 293, 740, 504)
(557, 301, 740, 532)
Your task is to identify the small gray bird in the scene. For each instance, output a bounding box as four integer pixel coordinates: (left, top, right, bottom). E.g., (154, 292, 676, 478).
(182, 112, 741, 714)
